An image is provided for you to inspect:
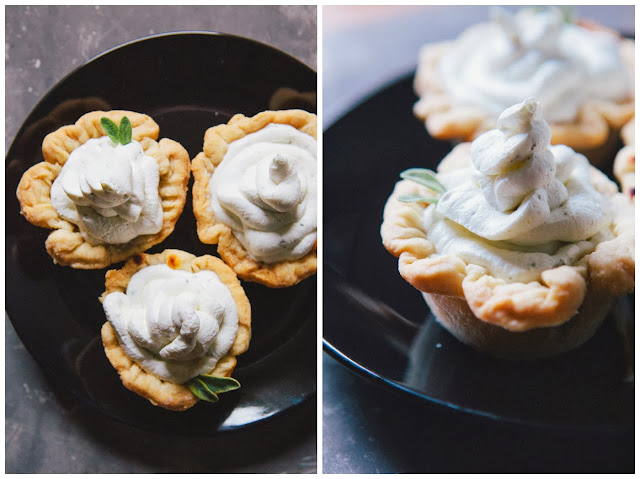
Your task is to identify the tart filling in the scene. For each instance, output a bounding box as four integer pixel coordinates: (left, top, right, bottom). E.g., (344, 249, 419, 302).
(50, 136, 163, 245)
(103, 263, 239, 384)
(208, 123, 317, 263)
(425, 98, 614, 282)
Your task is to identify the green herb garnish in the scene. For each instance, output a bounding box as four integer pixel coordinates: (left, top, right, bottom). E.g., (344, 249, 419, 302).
(119, 116, 132, 145)
(558, 6, 575, 23)
(101, 116, 132, 145)
(187, 374, 241, 403)
(530, 6, 575, 23)
(397, 193, 441, 205)
(400, 168, 446, 193)
(398, 168, 446, 205)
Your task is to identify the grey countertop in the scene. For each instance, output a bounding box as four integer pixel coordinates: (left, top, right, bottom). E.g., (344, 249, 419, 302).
(322, 5, 634, 473)
(5, 5, 316, 474)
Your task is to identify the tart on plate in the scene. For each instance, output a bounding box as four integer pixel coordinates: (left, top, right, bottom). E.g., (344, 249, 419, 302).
(413, 7, 635, 166)
(16, 110, 190, 269)
(381, 98, 634, 359)
(192, 109, 317, 288)
(100, 249, 252, 411)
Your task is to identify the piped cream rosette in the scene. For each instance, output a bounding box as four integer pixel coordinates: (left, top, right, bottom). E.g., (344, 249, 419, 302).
(16, 110, 191, 268)
(99, 249, 251, 411)
(413, 7, 635, 164)
(192, 110, 317, 288)
(382, 99, 634, 359)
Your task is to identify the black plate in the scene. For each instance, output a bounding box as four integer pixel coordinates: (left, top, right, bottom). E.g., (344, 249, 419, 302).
(6, 32, 317, 435)
(323, 73, 634, 431)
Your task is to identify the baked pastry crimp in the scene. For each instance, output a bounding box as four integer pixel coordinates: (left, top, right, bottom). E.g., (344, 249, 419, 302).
(192, 110, 317, 288)
(100, 249, 251, 411)
(413, 7, 635, 165)
(381, 98, 635, 359)
(16, 110, 190, 268)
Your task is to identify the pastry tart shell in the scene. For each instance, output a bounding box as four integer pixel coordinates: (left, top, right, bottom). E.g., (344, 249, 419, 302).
(381, 144, 635, 358)
(99, 249, 252, 411)
(191, 109, 317, 288)
(16, 110, 191, 269)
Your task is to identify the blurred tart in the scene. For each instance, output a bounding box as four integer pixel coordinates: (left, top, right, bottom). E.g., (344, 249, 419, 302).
(413, 7, 635, 166)
(613, 118, 635, 201)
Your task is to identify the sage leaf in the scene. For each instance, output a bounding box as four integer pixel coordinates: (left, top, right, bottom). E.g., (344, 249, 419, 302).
(197, 375, 241, 393)
(559, 6, 575, 23)
(400, 168, 446, 194)
(398, 194, 439, 204)
(188, 378, 220, 403)
(119, 116, 132, 145)
(100, 117, 120, 144)
(186, 375, 241, 404)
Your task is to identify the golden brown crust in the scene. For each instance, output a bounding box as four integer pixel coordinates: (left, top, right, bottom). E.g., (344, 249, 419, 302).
(413, 37, 635, 162)
(16, 110, 191, 269)
(381, 144, 635, 335)
(423, 288, 613, 359)
(100, 249, 251, 411)
(191, 109, 317, 288)
(462, 265, 586, 332)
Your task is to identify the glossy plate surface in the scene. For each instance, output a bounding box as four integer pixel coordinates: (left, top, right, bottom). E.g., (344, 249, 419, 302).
(323, 73, 633, 431)
(6, 32, 317, 435)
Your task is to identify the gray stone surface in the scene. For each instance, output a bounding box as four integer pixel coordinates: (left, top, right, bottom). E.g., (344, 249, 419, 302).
(6, 5, 316, 151)
(5, 5, 316, 474)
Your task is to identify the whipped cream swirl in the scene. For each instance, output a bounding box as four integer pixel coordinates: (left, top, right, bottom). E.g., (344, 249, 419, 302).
(209, 124, 317, 263)
(50, 136, 163, 244)
(437, 7, 632, 123)
(103, 264, 239, 384)
(424, 99, 614, 282)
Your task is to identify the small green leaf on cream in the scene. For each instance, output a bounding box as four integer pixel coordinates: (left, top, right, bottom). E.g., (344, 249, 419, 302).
(101, 116, 133, 145)
(100, 117, 120, 144)
(398, 194, 439, 204)
(400, 168, 446, 194)
(119, 116, 132, 145)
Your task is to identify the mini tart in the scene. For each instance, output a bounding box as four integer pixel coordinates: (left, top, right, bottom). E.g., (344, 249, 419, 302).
(613, 118, 635, 201)
(99, 249, 252, 411)
(192, 109, 317, 288)
(381, 144, 635, 359)
(413, 27, 635, 166)
(16, 110, 191, 269)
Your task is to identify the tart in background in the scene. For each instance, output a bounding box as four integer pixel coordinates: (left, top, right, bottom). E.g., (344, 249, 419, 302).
(613, 118, 635, 201)
(413, 7, 635, 166)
